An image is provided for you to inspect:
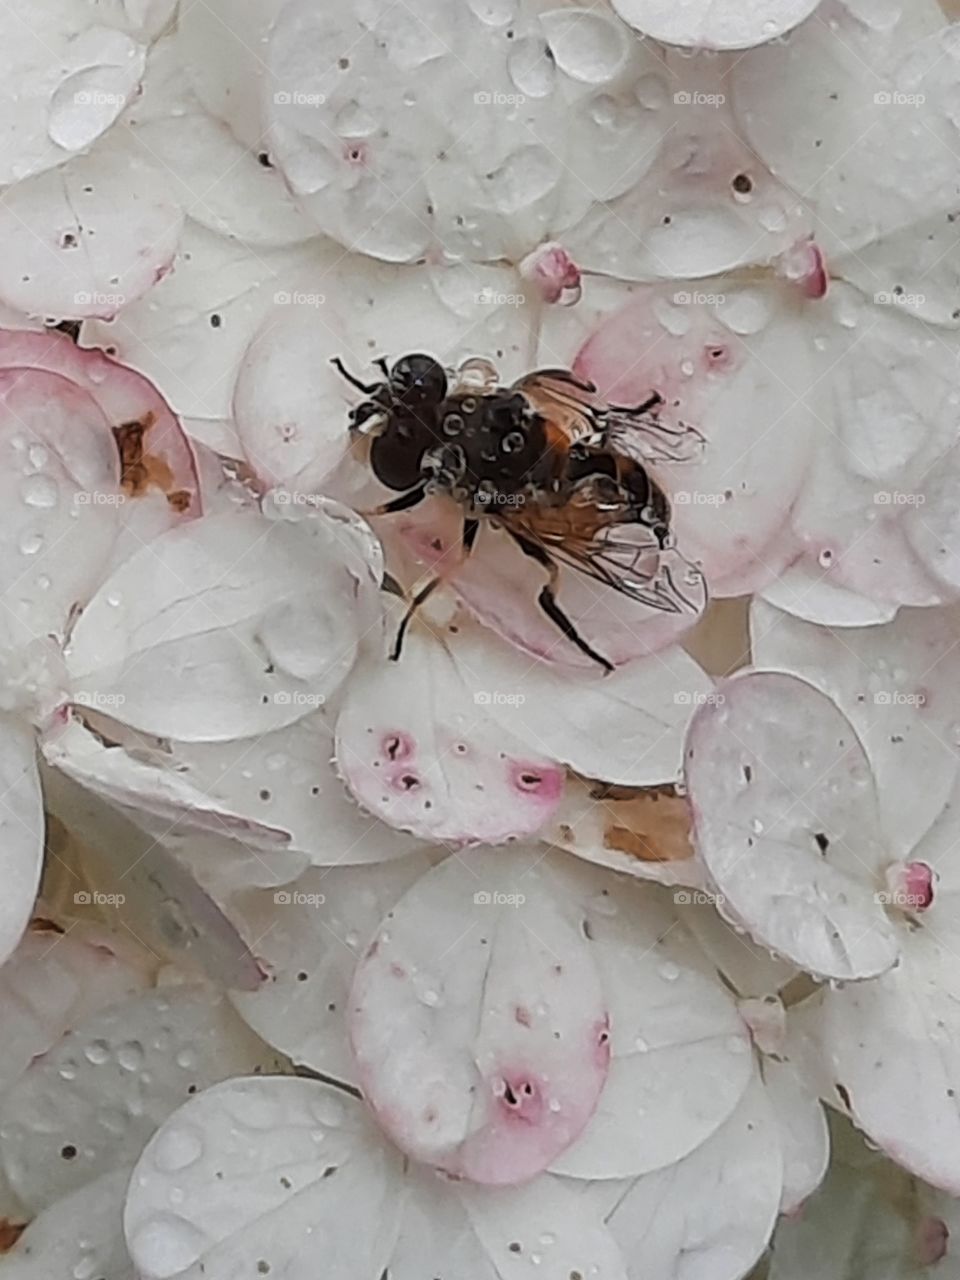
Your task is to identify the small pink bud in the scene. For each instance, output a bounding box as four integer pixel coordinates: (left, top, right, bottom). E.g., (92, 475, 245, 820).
(882, 860, 935, 912)
(915, 1216, 949, 1266)
(774, 238, 828, 299)
(520, 242, 582, 306)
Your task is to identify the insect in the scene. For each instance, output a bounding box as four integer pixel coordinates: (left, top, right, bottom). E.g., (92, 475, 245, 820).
(332, 353, 705, 672)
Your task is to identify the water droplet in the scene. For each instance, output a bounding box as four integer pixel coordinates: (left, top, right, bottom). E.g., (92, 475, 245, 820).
(117, 1040, 145, 1071)
(659, 961, 680, 981)
(84, 1039, 111, 1066)
(507, 37, 556, 98)
(27, 444, 48, 470)
(750, 817, 764, 834)
(21, 474, 59, 508)
(152, 1124, 204, 1173)
(19, 531, 44, 556)
(132, 1213, 207, 1274)
(175, 1047, 197, 1071)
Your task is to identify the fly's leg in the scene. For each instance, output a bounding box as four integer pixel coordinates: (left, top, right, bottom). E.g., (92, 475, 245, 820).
(506, 530, 614, 674)
(331, 356, 380, 395)
(389, 518, 479, 661)
(358, 483, 428, 517)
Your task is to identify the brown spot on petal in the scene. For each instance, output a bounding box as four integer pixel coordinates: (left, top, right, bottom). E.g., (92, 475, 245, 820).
(113, 415, 193, 512)
(29, 915, 64, 935)
(598, 784, 694, 863)
(0, 1220, 27, 1252)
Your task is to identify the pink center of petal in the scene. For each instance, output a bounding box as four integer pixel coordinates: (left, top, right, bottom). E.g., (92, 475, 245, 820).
(774, 238, 828, 300)
(916, 1216, 949, 1267)
(882, 860, 935, 912)
(495, 1074, 544, 1125)
(519, 241, 582, 306)
(509, 762, 565, 803)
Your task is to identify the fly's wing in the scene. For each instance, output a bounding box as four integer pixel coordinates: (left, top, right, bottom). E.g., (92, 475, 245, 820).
(503, 495, 706, 617)
(512, 370, 603, 446)
(601, 402, 706, 465)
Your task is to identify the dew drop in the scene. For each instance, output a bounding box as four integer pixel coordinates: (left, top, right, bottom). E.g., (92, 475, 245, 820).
(84, 1039, 111, 1066)
(21, 474, 59, 508)
(659, 961, 680, 982)
(19, 530, 44, 556)
(152, 1124, 204, 1173)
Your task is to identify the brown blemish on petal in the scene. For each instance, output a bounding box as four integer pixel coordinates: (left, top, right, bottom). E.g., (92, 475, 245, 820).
(598, 784, 695, 863)
(0, 1220, 27, 1252)
(112, 415, 194, 512)
(29, 916, 64, 935)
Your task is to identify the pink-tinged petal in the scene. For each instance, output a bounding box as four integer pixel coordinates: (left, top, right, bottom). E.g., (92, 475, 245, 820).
(447, 616, 714, 785)
(335, 627, 566, 845)
(125, 1078, 404, 1280)
(0, 138, 182, 321)
(0, 987, 277, 1214)
(63, 506, 378, 742)
(730, 2, 958, 252)
(586, 1075, 782, 1280)
(348, 848, 609, 1185)
(816, 934, 960, 1194)
(0, 1168, 131, 1280)
(751, 600, 960, 859)
(760, 1058, 829, 1213)
(0, 918, 153, 1096)
(0, 721, 43, 969)
(547, 777, 706, 888)
(610, 0, 821, 48)
(548, 864, 752, 1179)
(0, 365, 120, 646)
(574, 286, 814, 598)
(228, 855, 432, 1084)
(0, 330, 201, 554)
(904, 439, 960, 594)
(685, 671, 900, 980)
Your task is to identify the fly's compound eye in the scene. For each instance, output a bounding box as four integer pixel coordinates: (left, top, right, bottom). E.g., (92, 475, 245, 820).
(390, 354, 448, 406)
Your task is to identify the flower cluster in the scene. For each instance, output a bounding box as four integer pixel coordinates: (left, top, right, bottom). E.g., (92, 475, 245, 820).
(0, 0, 959, 1277)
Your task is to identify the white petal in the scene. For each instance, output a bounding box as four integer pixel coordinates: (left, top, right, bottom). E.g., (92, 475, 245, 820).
(124, 37, 317, 247)
(592, 1075, 782, 1280)
(751, 600, 960, 858)
(760, 565, 901, 627)
(549, 867, 753, 1179)
(64, 507, 377, 741)
(348, 848, 609, 1184)
(762, 1058, 830, 1214)
(0, 2, 150, 187)
(611, 0, 821, 49)
(730, 4, 960, 251)
(0, 1168, 133, 1280)
(817, 934, 960, 1193)
(681, 900, 799, 999)
(685, 672, 900, 980)
(0, 138, 182, 320)
(0, 986, 277, 1213)
(228, 855, 433, 1083)
(0, 722, 43, 969)
(84, 222, 324, 422)
(0, 918, 153, 1096)
(124, 1077, 404, 1280)
(176, 0, 284, 147)
(448, 619, 714, 786)
(335, 629, 566, 845)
